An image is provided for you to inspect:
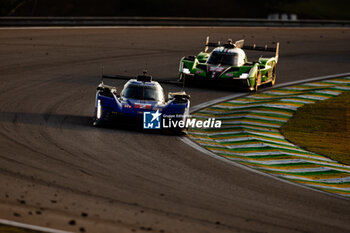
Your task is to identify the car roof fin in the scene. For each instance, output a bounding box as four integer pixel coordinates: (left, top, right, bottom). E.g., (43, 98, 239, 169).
(100, 65, 105, 84)
(234, 39, 244, 48)
(205, 36, 221, 52)
(137, 70, 152, 82)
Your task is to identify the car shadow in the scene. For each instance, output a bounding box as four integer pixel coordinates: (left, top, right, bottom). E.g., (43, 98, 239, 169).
(0, 111, 183, 136)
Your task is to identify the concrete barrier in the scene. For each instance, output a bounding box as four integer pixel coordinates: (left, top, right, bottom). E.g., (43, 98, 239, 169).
(0, 17, 350, 27)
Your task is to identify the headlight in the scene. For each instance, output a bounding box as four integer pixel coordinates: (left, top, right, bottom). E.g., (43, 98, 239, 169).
(239, 73, 249, 79)
(183, 68, 190, 74)
(97, 99, 102, 119)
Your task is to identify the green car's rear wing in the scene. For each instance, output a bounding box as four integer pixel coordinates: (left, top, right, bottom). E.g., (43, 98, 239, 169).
(204, 36, 279, 62)
(243, 43, 279, 63)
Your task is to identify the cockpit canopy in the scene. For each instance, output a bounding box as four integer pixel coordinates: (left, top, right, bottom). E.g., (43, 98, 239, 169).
(207, 47, 246, 67)
(121, 82, 164, 101)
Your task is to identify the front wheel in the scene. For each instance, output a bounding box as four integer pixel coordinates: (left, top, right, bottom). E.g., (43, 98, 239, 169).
(93, 105, 103, 127)
(253, 82, 258, 92)
(178, 73, 184, 82)
(92, 117, 102, 127)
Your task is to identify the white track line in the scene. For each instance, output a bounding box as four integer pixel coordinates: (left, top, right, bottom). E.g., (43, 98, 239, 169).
(0, 219, 73, 233)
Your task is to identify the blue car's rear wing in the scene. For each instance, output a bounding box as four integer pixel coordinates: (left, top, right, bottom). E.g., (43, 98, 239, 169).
(102, 72, 182, 85)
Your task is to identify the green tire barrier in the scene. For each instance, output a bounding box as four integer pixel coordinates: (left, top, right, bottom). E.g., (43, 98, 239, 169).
(188, 77, 350, 198)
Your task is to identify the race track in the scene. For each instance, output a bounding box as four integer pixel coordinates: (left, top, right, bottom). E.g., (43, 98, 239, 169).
(0, 27, 350, 233)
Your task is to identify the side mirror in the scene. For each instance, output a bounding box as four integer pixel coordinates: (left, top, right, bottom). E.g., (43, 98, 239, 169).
(167, 93, 174, 100)
(111, 88, 118, 95)
(187, 56, 196, 61)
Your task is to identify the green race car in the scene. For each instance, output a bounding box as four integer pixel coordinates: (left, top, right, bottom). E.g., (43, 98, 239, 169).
(179, 37, 279, 91)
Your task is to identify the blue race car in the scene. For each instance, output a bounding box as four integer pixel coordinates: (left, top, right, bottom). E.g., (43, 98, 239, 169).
(93, 72, 190, 130)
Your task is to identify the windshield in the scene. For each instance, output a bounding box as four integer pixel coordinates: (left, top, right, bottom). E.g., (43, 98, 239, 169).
(122, 84, 163, 101)
(207, 51, 238, 66)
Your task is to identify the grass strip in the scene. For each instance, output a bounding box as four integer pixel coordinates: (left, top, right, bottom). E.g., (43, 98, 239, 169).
(282, 91, 350, 165)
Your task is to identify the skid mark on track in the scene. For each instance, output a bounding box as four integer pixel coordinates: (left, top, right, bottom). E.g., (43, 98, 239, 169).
(187, 76, 350, 198)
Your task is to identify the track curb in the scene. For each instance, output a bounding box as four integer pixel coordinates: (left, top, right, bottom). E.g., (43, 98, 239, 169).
(182, 72, 350, 198)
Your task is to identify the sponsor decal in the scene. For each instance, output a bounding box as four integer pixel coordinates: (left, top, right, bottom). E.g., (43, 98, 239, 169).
(152, 107, 163, 111)
(124, 104, 132, 109)
(209, 66, 224, 72)
(135, 103, 152, 109)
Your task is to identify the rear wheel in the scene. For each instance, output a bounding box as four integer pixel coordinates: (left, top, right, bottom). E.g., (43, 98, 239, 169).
(251, 71, 261, 92)
(253, 82, 258, 92)
(269, 66, 276, 86)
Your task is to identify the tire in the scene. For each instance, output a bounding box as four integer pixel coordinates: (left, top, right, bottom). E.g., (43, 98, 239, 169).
(251, 71, 260, 92)
(92, 106, 103, 127)
(249, 82, 258, 92)
(178, 73, 184, 82)
(253, 82, 258, 92)
(269, 66, 276, 86)
(92, 117, 101, 127)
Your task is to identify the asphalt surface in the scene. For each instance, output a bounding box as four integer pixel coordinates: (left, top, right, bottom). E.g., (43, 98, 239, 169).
(0, 27, 350, 233)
